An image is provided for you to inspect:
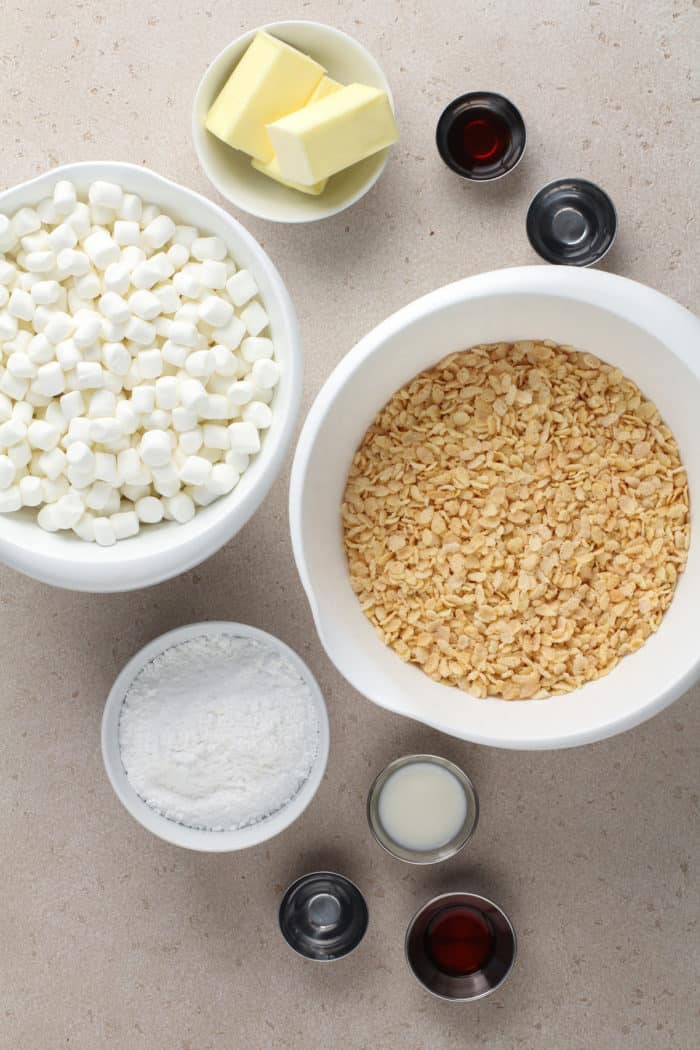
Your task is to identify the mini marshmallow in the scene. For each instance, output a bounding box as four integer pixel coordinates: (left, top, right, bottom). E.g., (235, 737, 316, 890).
(12, 207, 41, 238)
(19, 474, 42, 506)
(24, 250, 55, 274)
(155, 376, 179, 410)
(66, 441, 95, 472)
(188, 484, 218, 507)
(173, 270, 200, 299)
(117, 448, 145, 484)
(33, 362, 66, 397)
(226, 269, 258, 306)
(0, 217, 16, 253)
(178, 427, 203, 455)
(239, 300, 269, 337)
(212, 346, 241, 378)
(38, 451, 67, 482)
(128, 289, 161, 320)
(151, 464, 181, 498)
(53, 492, 86, 529)
(27, 334, 54, 365)
(242, 400, 273, 429)
(12, 400, 33, 425)
(55, 340, 81, 372)
(65, 202, 91, 239)
(171, 405, 198, 432)
(41, 475, 70, 502)
(142, 214, 176, 251)
(111, 510, 139, 539)
(150, 253, 175, 281)
(212, 316, 246, 350)
(53, 180, 77, 215)
(90, 417, 124, 444)
(167, 243, 189, 271)
(88, 390, 117, 418)
(200, 260, 227, 290)
(0, 455, 16, 489)
(228, 420, 260, 454)
(0, 311, 19, 340)
(200, 394, 230, 420)
(184, 349, 216, 379)
(191, 236, 226, 262)
(30, 280, 62, 306)
(199, 295, 234, 328)
(113, 220, 140, 246)
(0, 285, 9, 309)
(208, 463, 239, 496)
(115, 400, 139, 435)
(0, 418, 27, 447)
(93, 452, 119, 485)
(225, 450, 250, 473)
(73, 273, 101, 301)
(0, 372, 28, 400)
(227, 380, 255, 406)
(7, 352, 36, 379)
(102, 261, 131, 295)
(42, 311, 74, 345)
(202, 423, 229, 450)
(8, 288, 34, 321)
(98, 292, 131, 324)
(168, 319, 198, 348)
(154, 317, 173, 340)
(37, 197, 62, 224)
(137, 348, 163, 379)
(251, 357, 280, 389)
(135, 495, 163, 524)
(179, 455, 212, 486)
(8, 441, 32, 468)
(58, 390, 85, 422)
(48, 223, 78, 253)
(117, 193, 142, 222)
(94, 516, 117, 546)
(88, 180, 123, 210)
(144, 409, 170, 431)
(27, 420, 60, 451)
(172, 225, 198, 247)
(125, 316, 156, 345)
(37, 503, 60, 529)
(164, 492, 195, 523)
(72, 513, 96, 542)
(130, 259, 162, 290)
(153, 283, 181, 315)
(84, 230, 120, 269)
(140, 429, 171, 468)
(162, 340, 188, 367)
(178, 378, 208, 413)
(130, 385, 156, 414)
(73, 314, 103, 349)
(75, 361, 104, 389)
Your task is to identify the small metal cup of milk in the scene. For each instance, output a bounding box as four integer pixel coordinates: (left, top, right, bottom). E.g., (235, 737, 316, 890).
(366, 754, 479, 864)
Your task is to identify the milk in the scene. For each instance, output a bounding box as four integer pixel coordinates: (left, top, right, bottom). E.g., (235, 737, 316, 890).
(376, 761, 468, 852)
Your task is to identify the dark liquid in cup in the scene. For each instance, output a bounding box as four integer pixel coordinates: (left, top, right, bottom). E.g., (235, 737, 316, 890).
(446, 108, 512, 173)
(425, 905, 494, 976)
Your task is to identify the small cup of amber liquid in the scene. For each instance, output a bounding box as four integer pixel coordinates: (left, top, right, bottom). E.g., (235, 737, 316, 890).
(436, 92, 526, 181)
(405, 892, 517, 1001)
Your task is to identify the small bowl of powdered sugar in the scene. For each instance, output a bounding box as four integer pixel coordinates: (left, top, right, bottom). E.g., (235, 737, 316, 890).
(101, 622, 329, 850)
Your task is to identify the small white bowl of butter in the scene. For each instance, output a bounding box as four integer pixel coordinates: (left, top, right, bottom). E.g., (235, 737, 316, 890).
(193, 20, 397, 223)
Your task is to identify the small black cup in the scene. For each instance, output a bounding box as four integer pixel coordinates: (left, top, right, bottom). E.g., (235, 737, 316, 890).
(526, 177, 617, 266)
(436, 92, 526, 181)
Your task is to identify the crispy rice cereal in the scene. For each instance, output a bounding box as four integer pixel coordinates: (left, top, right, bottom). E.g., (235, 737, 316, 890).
(342, 341, 690, 700)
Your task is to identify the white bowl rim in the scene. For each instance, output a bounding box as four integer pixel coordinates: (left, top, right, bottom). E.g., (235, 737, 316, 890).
(101, 621, 330, 851)
(289, 265, 700, 750)
(192, 19, 394, 224)
(0, 161, 302, 591)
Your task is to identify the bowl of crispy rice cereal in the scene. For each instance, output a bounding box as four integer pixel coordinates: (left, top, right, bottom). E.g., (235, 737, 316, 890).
(290, 267, 699, 749)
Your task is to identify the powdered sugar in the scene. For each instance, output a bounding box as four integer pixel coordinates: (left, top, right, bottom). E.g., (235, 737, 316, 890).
(118, 632, 320, 831)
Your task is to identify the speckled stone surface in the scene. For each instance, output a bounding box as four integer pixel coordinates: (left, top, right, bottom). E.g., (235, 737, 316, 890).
(1, 2, 698, 1048)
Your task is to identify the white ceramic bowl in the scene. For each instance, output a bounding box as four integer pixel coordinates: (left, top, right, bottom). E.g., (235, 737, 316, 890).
(290, 267, 700, 750)
(101, 622, 330, 851)
(193, 20, 395, 223)
(0, 162, 302, 592)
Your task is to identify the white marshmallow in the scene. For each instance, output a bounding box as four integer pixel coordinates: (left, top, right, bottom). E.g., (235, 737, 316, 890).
(117, 448, 146, 484)
(59, 390, 85, 421)
(184, 349, 215, 379)
(128, 289, 161, 320)
(242, 400, 273, 429)
(94, 516, 117, 546)
(111, 510, 139, 539)
(102, 261, 131, 295)
(124, 316, 156, 345)
(171, 405, 198, 432)
(227, 380, 255, 406)
(0, 418, 27, 447)
(88, 180, 123, 210)
(74, 272, 101, 300)
(53, 492, 85, 529)
(155, 376, 179, 410)
(140, 429, 171, 468)
(8, 288, 35, 321)
(0, 455, 16, 489)
(93, 452, 119, 485)
(75, 361, 104, 389)
(33, 362, 65, 397)
(178, 427, 203, 455)
(164, 492, 195, 523)
(115, 400, 139, 435)
(73, 314, 102, 349)
(198, 294, 234, 328)
(191, 236, 226, 262)
(167, 243, 189, 271)
(202, 423, 229, 450)
(72, 513, 96, 542)
(172, 225, 197, 246)
(84, 230, 120, 269)
(251, 357, 280, 389)
(200, 394, 230, 420)
(212, 316, 246, 350)
(43, 310, 74, 344)
(19, 474, 42, 506)
(90, 418, 123, 444)
(199, 259, 227, 290)
(117, 193, 142, 222)
(7, 352, 36, 379)
(27, 420, 61, 451)
(240, 300, 269, 336)
(12, 207, 41, 238)
(99, 292, 131, 324)
(53, 180, 77, 215)
(153, 283, 181, 315)
(135, 495, 163, 523)
(65, 202, 91, 239)
(55, 340, 81, 372)
(100, 342, 129, 376)
(88, 390, 117, 417)
(48, 223, 78, 253)
(228, 420, 260, 454)
(161, 340, 188, 367)
(8, 441, 32, 468)
(130, 385, 156, 414)
(24, 250, 56, 274)
(168, 319, 198, 347)
(208, 463, 239, 496)
(179, 455, 212, 486)
(130, 259, 162, 290)
(113, 220, 140, 246)
(30, 280, 61, 306)
(225, 450, 250, 473)
(151, 464, 180, 498)
(0, 311, 18, 340)
(0, 261, 16, 286)
(141, 214, 176, 251)
(0, 372, 28, 400)
(137, 348, 163, 379)
(41, 475, 69, 502)
(226, 269, 258, 306)
(173, 269, 200, 298)
(12, 400, 33, 425)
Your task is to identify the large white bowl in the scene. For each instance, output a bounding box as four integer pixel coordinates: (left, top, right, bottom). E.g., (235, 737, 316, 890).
(290, 267, 700, 750)
(0, 162, 302, 592)
(193, 21, 395, 223)
(101, 622, 330, 851)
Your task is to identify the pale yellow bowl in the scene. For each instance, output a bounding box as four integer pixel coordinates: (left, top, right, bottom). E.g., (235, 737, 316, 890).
(192, 20, 395, 223)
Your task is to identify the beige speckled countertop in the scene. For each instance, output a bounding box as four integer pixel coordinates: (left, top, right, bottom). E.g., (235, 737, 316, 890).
(1, 2, 698, 1048)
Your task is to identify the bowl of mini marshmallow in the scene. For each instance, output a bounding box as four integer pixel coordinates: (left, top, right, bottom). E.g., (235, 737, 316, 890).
(0, 161, 302, 592)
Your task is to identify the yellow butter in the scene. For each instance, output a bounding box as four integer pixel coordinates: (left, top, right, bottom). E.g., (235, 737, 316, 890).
(306, 75, 343, 104)
(265, 83, 398, 185)
(251, 155, 328, 196)
(205, 31, 325, 163)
